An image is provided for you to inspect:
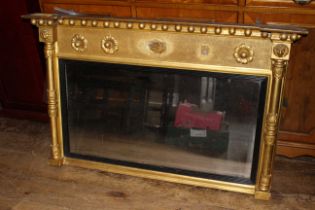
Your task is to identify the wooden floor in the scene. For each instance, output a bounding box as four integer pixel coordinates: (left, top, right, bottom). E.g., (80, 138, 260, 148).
(0, 117, 314, 210)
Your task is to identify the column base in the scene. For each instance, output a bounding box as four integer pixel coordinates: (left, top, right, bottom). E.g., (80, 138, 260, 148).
(49, 158, 64, 167)
(255, 190, 271, 200)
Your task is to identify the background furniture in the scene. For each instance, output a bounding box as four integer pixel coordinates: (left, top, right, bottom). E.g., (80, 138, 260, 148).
(7, 0, 312, 157)
(0, 1, 48, 121)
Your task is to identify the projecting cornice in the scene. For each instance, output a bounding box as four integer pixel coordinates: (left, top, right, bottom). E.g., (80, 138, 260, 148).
(23, 13, 308, 42)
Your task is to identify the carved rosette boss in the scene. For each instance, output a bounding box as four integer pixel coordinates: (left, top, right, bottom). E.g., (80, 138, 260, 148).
(234, 44, 254, 64)
(101, 35, 118, 54)
(71, 34, 88, 52)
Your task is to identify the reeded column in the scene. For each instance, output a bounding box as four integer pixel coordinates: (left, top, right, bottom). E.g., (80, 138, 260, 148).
(256, 43, 290, 199)
(39, 27, 63, 166)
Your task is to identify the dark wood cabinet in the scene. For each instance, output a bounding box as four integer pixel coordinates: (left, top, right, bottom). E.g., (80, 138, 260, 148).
(277, 29, 315, 157)
(0, 1, 48, 121)
(246, 0, 315, 8)
(241, 7, 315, 157)
(37, 0, 315, 157)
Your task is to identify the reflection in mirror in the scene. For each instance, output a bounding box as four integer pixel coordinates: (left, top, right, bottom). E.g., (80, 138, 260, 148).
(60, 60, 266, 183)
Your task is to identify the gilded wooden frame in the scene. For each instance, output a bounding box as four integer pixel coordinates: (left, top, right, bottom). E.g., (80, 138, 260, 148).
(24, 13, 307, 200)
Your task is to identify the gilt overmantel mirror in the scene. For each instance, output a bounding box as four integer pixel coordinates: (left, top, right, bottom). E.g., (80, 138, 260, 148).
(24, 13, 307, 200)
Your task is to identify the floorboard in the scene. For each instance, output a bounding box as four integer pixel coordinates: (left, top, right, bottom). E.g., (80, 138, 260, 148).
(0, 117, 314, 210)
